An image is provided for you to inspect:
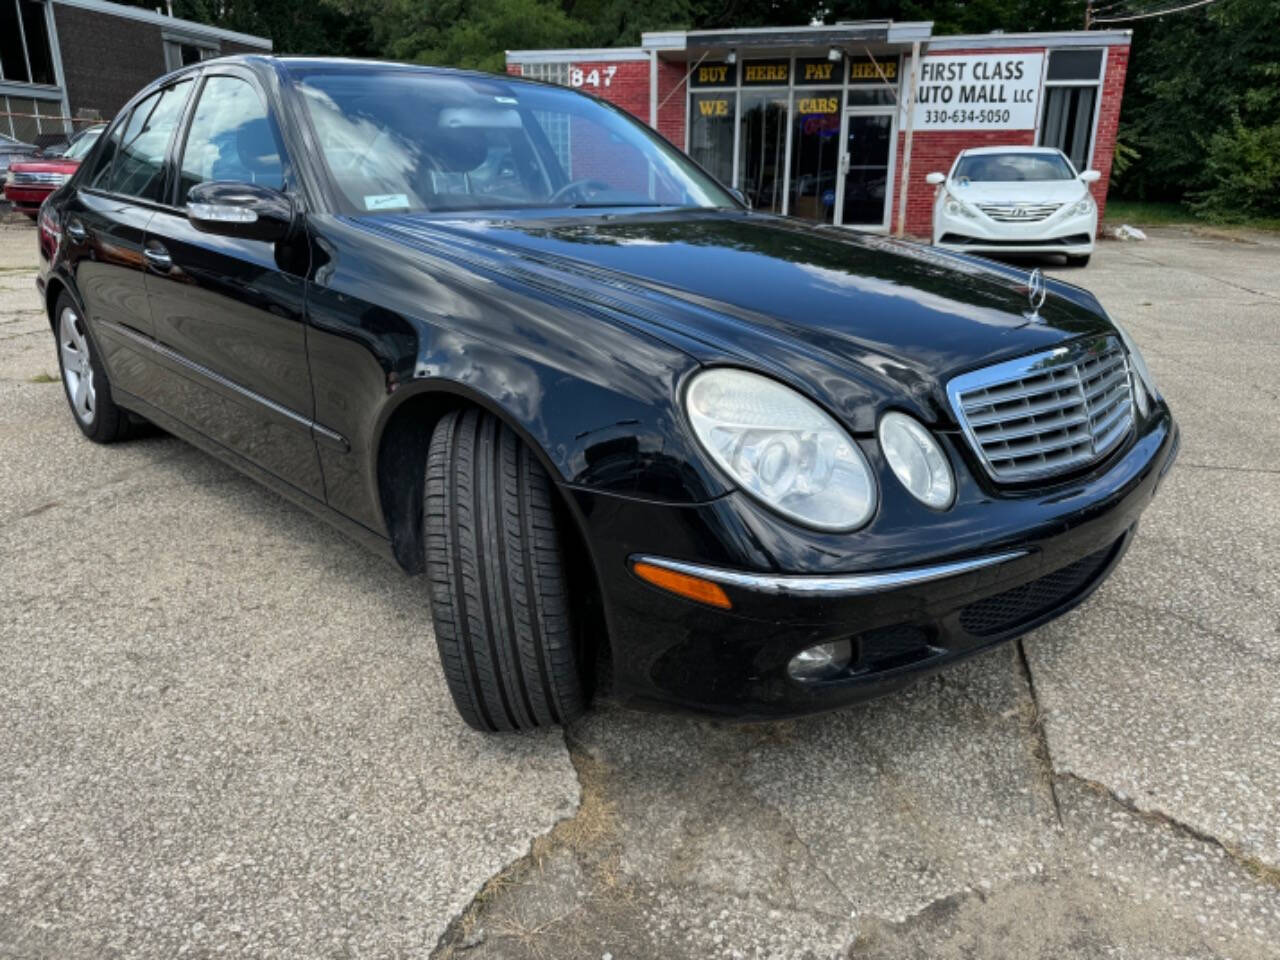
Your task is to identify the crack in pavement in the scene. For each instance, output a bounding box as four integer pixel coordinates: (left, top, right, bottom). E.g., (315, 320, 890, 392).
(1057, 771, 1280, 888)
(430, 730, 588, 959)
(1014, 639, 1063, 829)
(754, 790, 857, 918)
(1121, 247, 1280, 302)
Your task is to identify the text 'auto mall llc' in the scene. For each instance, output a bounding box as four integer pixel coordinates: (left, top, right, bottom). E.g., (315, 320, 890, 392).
(507, 20, 1129, 237)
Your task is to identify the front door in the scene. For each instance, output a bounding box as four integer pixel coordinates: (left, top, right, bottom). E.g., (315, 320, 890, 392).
(837, 110, 895, 230)
(142, 68, 323, 499)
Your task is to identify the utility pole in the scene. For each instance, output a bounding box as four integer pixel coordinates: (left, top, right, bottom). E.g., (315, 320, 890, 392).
(1084, 0, 1093, 29)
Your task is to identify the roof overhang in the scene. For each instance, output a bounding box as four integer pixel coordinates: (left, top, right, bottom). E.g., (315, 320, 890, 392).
(52, 0, 273, 50)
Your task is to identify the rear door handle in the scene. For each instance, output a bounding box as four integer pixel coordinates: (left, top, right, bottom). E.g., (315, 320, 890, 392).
(65, 219, 87, 243)
(143, 244, 173, 272)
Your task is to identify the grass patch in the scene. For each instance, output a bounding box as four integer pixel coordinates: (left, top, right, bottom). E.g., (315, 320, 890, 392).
(1103, 199, 1280, 232)
(28, 372, 58, 383)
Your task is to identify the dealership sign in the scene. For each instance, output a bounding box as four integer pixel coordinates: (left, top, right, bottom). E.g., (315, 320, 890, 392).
(910, 53, 1044, 130)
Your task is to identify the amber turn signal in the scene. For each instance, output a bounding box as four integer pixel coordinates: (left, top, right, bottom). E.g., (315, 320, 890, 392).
(632, 561, 732, 610)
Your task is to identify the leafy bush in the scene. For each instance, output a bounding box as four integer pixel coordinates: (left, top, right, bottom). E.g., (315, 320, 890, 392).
(1191, 119, 1280, 221)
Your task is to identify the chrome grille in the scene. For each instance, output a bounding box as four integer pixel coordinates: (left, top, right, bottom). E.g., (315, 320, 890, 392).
(10, 171, 64, 185)
(947, 337, 1135, 482)
(976, 202, 1062, 223)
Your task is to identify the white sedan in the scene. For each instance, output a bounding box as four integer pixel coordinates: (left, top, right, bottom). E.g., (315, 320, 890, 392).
(927, 147, 1100, 266)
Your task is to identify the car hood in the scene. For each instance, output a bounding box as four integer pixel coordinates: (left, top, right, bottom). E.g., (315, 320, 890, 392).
(948, 179, 1088, 204)
(358, 210, 1115, 431)
(9, 158, 79, 174)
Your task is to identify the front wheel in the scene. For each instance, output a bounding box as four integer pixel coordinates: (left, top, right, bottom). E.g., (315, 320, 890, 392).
(424, 408, 588, 732)
(1066, 254, 1091, 268)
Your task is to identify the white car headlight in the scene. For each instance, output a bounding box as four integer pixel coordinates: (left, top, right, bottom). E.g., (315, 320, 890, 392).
(686, 369, 877, 532)
(944, 191, 975, 218)
(878, 412, 955, 509)
(1110, 317, 1159, 417)
(1071, 194, 1095, 216)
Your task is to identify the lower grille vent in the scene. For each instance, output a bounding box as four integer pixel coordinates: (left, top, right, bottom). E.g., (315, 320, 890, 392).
(958, 541, 1118, 637)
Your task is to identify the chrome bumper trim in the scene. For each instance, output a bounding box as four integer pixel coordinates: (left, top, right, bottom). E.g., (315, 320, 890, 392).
(633, 550, 1029, 597)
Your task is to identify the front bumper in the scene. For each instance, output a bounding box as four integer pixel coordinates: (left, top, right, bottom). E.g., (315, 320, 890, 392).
(933, 202, 1097, 255)
(570, 407, 1178, 720)
(2, 184, 53, 211)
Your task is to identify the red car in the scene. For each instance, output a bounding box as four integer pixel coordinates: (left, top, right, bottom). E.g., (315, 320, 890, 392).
(4, 126, 103, 219)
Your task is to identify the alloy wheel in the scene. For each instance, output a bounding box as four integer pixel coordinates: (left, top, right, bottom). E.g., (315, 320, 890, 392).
(59, 305, 96, 426)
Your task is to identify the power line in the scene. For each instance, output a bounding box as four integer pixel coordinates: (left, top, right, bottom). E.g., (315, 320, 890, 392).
(1092, 0, 1221, 24)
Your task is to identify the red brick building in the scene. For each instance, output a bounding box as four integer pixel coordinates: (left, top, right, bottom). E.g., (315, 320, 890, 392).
(508, 22, 1130, 239)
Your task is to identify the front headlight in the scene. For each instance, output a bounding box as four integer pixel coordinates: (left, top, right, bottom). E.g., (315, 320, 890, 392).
(1071, 194, 1095, 216)
(1110, 317, 1159, 416)
(878, 412, 955, 509)
(685, 369, 877, 532)
(944, 191, 975, 218)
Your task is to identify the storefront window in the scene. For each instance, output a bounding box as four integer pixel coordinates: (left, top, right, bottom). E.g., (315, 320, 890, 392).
(1039, 49, 1104, 172)
(738, 92, 787, 213)
(688, 92, 735, 187)
(1041, 87, 1096, 172)
(0, 0, 58, 86)
(789, 90, 842, 222)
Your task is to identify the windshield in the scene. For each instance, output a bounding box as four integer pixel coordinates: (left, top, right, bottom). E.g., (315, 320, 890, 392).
(953, 152, 1075, 183)
(292, 69, 736, 214)
(63, 129, 102, 161)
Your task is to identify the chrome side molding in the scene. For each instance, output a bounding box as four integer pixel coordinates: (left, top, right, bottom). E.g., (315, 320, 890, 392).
(632, 550, 1029, 597)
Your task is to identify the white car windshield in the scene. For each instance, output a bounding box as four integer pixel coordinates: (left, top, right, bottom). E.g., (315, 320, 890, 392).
(293, 69, 737, 214)
(953, 153, 1075, 182)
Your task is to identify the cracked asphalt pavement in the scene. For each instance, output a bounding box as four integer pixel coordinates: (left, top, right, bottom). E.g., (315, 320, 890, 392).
(1, 212, 1277, 958)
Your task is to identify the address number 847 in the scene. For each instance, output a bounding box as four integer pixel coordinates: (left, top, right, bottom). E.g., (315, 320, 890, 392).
(569, 66, 618, 88)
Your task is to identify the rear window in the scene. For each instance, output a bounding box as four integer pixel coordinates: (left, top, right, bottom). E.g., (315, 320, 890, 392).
(953, 152, 1075, 182)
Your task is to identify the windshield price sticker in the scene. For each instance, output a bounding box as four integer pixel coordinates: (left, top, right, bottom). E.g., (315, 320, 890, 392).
(908, 53, 1044, 130)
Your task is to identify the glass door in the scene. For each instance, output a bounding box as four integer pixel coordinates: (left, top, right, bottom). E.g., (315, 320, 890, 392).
(738, 91, 788, 213)
(838, 110, 895, 229)
(788, 91, 842, 222)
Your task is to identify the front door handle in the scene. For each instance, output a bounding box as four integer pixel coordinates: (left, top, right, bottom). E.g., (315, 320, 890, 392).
(65, 219, 88, 243)
(143, 244, 173, 272)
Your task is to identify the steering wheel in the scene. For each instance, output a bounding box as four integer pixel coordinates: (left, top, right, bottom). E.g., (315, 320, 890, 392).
(548, 178, 610, 204)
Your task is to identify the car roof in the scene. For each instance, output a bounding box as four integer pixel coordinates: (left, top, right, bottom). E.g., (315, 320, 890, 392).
(201, 54, 522, 86)
(956, 146, 1065, 157)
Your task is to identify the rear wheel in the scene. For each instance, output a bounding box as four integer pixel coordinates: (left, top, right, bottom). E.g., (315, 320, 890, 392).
(1066, 254, 1091, 268)
(424, 407, 587, 732)
(54, 293, 134, 443)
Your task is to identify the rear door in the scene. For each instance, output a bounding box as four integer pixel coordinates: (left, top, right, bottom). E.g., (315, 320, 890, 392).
(62, 79, 192, 398)
(141, 67, 322, 499)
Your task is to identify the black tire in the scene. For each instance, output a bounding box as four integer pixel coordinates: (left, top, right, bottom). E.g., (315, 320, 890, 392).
(53, 292, 134, 443)
(424, 407, 587, 732)
(1066, 254, 1091, 268)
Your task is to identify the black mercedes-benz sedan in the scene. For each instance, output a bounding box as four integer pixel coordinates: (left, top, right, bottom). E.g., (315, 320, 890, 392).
(35, 56, 1178, 731)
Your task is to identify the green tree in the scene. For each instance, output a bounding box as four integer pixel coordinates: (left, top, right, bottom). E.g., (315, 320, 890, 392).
(1117, 0, 1280, 205)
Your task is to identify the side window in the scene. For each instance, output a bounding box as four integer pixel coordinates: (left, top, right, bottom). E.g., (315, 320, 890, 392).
(86, 118, 125, 190)
(101, 80, 193, 201)
(178, 75, 284, 203)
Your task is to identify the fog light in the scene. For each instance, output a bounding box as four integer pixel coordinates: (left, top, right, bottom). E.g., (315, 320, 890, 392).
(787, 639, 852, 681)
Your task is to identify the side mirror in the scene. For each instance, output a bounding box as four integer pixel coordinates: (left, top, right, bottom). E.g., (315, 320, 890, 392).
(187, 181, 294, 242)
(1079, 169, 1101, 184)
(925, 172, 946, 185)
(728, 187, 751, 209)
